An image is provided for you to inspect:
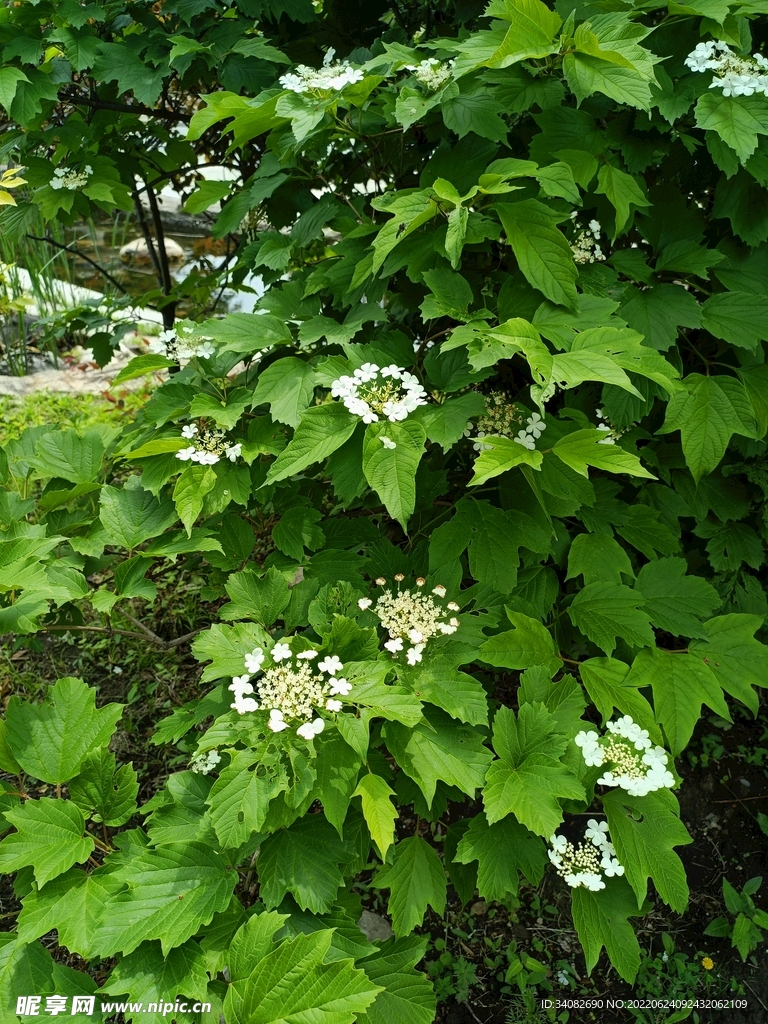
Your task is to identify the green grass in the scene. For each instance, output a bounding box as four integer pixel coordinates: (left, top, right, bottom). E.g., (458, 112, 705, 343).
(0, 388, 150, 442)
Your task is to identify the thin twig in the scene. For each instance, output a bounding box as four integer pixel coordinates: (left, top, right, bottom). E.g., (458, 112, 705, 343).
(58, 89, 191, 123)
(143, 176, 176, 331)
(25, 234, 130, 296)
(36, 623, 203, 650)
(116, 608, 163, 643)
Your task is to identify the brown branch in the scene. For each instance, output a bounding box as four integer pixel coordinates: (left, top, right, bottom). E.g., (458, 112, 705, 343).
(143, 176, 176, 331)
(25, 234, 130, 296)
(36, 623, 203, 650)
(57, 89, 191, 123)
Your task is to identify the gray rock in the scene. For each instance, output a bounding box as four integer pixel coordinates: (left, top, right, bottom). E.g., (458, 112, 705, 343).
(358, 910, 394, 942)
(120, 237, 186, 264)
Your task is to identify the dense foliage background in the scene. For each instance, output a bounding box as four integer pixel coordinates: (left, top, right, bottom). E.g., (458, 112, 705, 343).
(1, 0, 768, 1020)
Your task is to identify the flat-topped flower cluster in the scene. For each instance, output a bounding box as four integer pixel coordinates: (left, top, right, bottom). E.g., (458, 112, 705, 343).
(148, 327, 215, 362)
(360, 575, 459, 665)
(176, 423, 241, 466)
(279, 48, 364, 94)
(50, 165, 93, 191)
(407, 58, 454, 90)
(464, 391, 524, 452)
(571, 217, 606, 265)
(549, 819, 625, 891)
(229, 644, 351, 740)
(575, 715, 675, 797)
(685, 40, 768, 97)
(331, 363, 428, 423)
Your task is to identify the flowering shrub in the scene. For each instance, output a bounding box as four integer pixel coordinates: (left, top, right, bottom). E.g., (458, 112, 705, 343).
(1, 0, 768, 1018)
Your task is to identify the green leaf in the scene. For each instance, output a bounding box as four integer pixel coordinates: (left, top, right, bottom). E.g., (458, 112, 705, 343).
(252, 357, 315, 428)
(353, 774, 398, 861)
(30, 429, 107, 484)
(226, 929, 381, 1024)
(372, 837, 446, 936)
(469, 436, 543, 486)
(688, 614, 768, 715)
(98, 842, 236, 956)
(656, 240, 726, 279)
(484, 0, 561, 62)
(567, 533, 634, 586)
(442, 92, 509, 142)
(5, 677, 122, 785)
(402, 659, 488, 726)
(633, 557, 720, 639)
(173, 465, 218, 537)
(257, 816, 350, 914)
(454, 812, 546, 901)
(220, 566, 291, 626)
(578, 658, 661, 741)
(497, 200, 578, 309)
(68, 748, 138, 827)
(265, 404, 359, 485)
(111, 354, 176, 385)
(553, 429, 655, 479)
(192, 622, 270, 683)
(92, 42, 165, 105)
(314, 733, 363, 837)
(571, 879, 644, 983)
(16, 868, 117, 958)
(0, 68, 30, 112)
(189, 389, 251, 430)
(273, 505, 325, 561)
(0, 799, 93, 887)
(483, 753, 584, 836)
(195, 312, 291, 355)
(383, 711, 494, 805)
(625, 647, 729, 755)
(564, 55, 653, 111)
(701, 292, 768, 350)
(207, 749, 289, 848)
(419, 392, 485, 452)
(659, 374, 758, 482)
(619, 284, 702, 352)
(102, 938, 209, 1010)
(695, 92, 768, 165)
(596, 164, 651, 236)
(479, 608, 558, 671)
(604, 790, 692, 912)
(568, 583, 654, 656)
(100, 483, 178, 549)
(362, 419, 426, 530)
(553, 327, 681, 396)
(357, 937, 436, 1024)
(370, 190, 438, 274)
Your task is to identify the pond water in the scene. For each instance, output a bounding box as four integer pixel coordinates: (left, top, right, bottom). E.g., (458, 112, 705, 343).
(63, 215, 264, 319)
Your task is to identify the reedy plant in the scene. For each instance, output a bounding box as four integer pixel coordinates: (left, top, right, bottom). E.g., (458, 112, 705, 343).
(1, 0, 768, 1020)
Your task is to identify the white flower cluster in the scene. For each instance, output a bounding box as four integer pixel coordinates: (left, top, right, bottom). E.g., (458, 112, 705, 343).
(229, 644, 351, 740)
(575, 715, 676, 797)
(463, 391, 524, 452)
(571, 217, 605, 265)
(176, 423, 242, 466)
(685, 40, 768, 97)
(147, 327, 215, 362)
(279, 47, 364, 94)
(548, 819, 625, 891)
(50, 165, 93, 191)
(189, 749, 221, 774)
(331, 363, 428, 423)
(406, 58, 454, 91)
(362, 575, 459, 665)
